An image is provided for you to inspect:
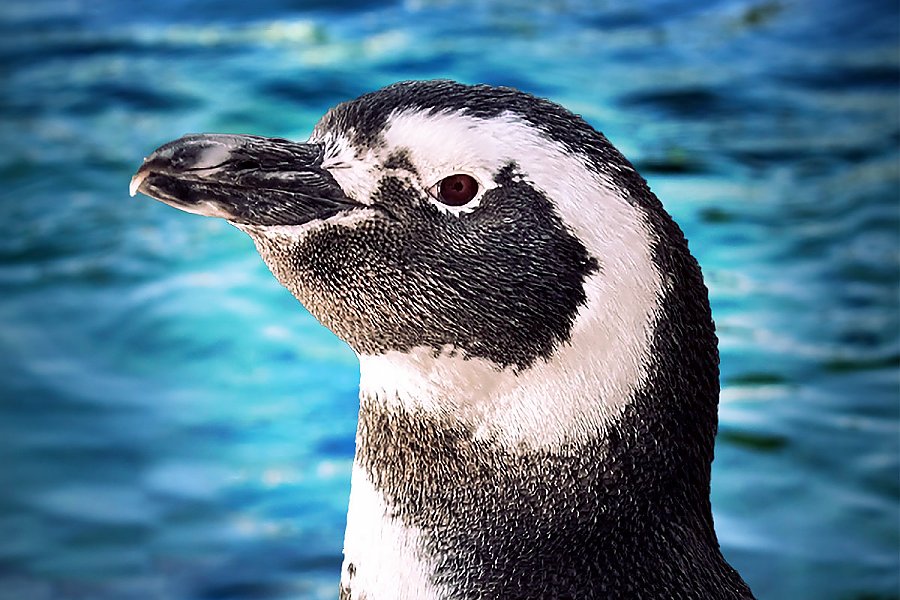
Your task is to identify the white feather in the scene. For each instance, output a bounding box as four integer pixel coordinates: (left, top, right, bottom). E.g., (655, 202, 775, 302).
(340, 463, 444, 600)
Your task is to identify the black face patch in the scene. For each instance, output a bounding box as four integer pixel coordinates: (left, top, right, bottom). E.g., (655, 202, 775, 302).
(278, 80, 702, 369)
(250, 164, 598, 370)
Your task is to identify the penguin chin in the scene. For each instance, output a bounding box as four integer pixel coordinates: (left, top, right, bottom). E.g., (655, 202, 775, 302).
(235, 216, 384, 350)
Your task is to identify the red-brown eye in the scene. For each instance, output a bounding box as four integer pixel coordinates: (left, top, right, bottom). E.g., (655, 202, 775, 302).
(436, 174, 479, 206)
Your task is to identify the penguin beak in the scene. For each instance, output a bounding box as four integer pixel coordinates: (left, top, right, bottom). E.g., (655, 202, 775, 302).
(130, 133, 360, 226)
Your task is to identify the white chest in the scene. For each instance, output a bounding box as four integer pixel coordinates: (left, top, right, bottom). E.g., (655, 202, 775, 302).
(340, 463, 445, 600)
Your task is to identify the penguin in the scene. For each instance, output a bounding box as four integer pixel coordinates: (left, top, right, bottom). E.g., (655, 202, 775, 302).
(131, 80, 754, 600)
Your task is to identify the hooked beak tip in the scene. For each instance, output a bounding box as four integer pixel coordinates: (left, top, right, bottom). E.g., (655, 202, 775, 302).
(129, 167, 149, 197)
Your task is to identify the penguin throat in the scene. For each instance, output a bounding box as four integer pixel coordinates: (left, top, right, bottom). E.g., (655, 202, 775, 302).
(342, 267, 726, 598)
(355, 308, 658, 451)
(340, 381, 717, 598)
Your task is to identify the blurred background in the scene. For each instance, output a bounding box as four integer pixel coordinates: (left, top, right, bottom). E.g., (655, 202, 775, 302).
(0, 0, 897, 598)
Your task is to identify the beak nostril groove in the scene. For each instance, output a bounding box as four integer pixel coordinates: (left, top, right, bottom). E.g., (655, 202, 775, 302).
(230, 158, 258, 171)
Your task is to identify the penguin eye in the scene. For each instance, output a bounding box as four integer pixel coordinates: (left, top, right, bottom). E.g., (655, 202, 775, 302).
(433, 174, 479, 207)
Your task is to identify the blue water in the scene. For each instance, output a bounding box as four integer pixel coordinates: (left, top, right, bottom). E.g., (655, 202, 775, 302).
(1, 0, 897, 598)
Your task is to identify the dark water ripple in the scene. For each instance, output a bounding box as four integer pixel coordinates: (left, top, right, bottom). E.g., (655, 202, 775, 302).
(0, 0, 897, 599)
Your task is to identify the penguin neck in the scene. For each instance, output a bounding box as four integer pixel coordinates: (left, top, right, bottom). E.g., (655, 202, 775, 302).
(342, 334, 720, 597)
(340, 248, 724, 598)
(341, 371, 719, 599)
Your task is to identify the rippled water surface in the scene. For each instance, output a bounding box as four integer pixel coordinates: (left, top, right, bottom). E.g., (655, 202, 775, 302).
(1, 1, 898, 598)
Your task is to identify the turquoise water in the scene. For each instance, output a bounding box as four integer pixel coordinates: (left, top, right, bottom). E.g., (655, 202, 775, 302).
(1, 0, 898, 598)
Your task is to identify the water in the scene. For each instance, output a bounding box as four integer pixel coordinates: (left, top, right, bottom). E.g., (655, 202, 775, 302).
(0, 0, 897, 598)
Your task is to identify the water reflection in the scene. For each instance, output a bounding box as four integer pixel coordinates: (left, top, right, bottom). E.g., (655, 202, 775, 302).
(0, 1, 897, 598)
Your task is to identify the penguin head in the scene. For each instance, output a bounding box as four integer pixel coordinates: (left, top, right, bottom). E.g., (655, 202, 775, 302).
(133, 80, 704, 448)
